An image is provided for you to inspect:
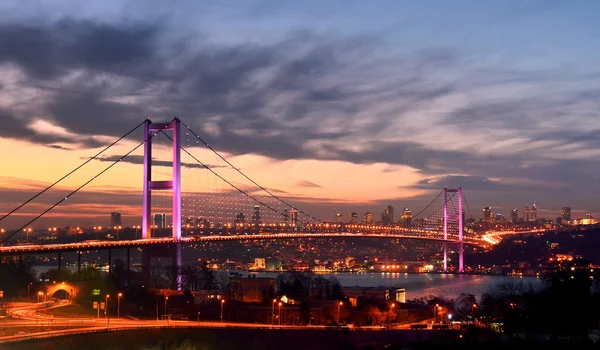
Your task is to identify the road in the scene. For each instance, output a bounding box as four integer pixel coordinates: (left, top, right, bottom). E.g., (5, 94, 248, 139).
(0, 302, 440, 344)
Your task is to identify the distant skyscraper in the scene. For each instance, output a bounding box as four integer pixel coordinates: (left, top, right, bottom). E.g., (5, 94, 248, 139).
(153, 213, 166, 229)
(401, 208, 412, 226)
(510, 208, 518, 224)
(531, 203, 537, 222)
(110, 212, 122, 228)
(235, 213, 245, 224)
(336, 213, 344, 223)
(381, 205, 394, 225)
(561, 207, 571, 223)
(252, 205, 261, 224)
(364, 212, 373, 225)
(290, 209, 299, 227)
(283, 208, 289, 225)
(523, 205, 530, 222)
(350, 212, 358, 224)
(482, 207, 492, 223)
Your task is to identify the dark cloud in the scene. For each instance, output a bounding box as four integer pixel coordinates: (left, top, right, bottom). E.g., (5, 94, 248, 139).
(93, 155, 225, 169)
(415, 175, 507, 191)
(296, 180, 322, 188)
(46, 144, 72, 151)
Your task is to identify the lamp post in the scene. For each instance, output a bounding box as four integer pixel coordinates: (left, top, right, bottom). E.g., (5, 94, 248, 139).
(433, 303, 439, 324)
(37, 291, 42, 303)
(278, 302, 282, 326)
(220, 299, 225, 322)
(390, 302, 396, 325)
(0, 228, 5, 246)
(105, 295, 110, 319)
(271, 299, 276, 325)
(117, 293, 122, 319)
(165, 296, 169, 320)
(134, 226, 140, 240)
(337, 301, 343, 324)
(27, 283, 32, 302)
(25, 228, 32, 244)
(114, 226, 121, 240)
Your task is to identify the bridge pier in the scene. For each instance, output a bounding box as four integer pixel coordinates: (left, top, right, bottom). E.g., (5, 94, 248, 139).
(58, 252, 61, 270)
(443, 243, 447, 272)
(142, 242, 182, 290)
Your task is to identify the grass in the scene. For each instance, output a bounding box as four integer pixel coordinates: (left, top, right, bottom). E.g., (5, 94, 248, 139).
(44, 304, 98, 318)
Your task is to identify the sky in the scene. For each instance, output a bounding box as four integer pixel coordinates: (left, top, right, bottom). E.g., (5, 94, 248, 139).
(1, 0, 600, 228)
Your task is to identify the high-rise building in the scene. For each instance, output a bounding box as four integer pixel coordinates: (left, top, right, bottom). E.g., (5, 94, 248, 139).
(523, 205, 530, 222)
(510, 208, 518, 224)
(530, 203, 537, 222)
(235, 213, 245, 224)
(153, 213, 166, 229)
(290, 209, 299, 227)
(283, 208, 289, 225)
(381, 205, 394, 225)
(364, 212, 373, 225)
(401, 208, 412, 226)
(482, 207, 492, 223)
(252, 205, 261, 224)
(561, 207, 571, 223)
(350, 212, 358, 224)
(336, 213, 344, 223)
(110, 212, 122, 228)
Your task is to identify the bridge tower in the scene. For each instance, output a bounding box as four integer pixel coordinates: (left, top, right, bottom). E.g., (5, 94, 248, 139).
(443, 187, 464, 273)
(141, 118, 182, 290)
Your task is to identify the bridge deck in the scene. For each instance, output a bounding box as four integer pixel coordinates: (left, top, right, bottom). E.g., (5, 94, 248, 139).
(0, 232, 484, 255)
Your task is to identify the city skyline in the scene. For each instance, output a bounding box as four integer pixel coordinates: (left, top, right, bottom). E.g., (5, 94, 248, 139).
(2, 1, 600, 227)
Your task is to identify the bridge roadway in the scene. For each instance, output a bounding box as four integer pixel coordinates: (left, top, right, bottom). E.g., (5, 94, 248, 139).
(0, 231, 484, 256)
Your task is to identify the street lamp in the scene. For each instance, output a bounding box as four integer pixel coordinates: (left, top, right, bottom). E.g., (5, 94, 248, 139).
(117, 293, 123, 319)
(37, 291, 43, 303)
(165, 296, 169, 319)
(271, 299, 276, 325)
(114, 226, 122, 240)
(433, 304, 439, 323)
(220, 299, 225, 322)
(390, 302, 396, 324)
(27, 283, 32, 302)
(134, 226, 141, 240)
(337, 301, 343, 324)
(25, 228, 32, 244)
(0, 228, 4, 246)
(105, 295, 110, 319)
(278, 302, 282, 326)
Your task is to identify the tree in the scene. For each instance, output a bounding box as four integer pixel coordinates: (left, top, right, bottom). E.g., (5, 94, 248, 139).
(199, 261, 216, 290)
(182, 265, 201, 291)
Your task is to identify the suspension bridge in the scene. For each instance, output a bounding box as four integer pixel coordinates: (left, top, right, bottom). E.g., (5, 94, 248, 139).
(0, 117, 485, 288)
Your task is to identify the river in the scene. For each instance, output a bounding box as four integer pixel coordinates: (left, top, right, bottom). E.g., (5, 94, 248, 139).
(33, 265, 540, 301)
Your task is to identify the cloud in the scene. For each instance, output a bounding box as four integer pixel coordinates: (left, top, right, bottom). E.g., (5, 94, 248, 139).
(296, 180, 322, 188)
(46, 144, 72, 151)
(415, 175, 508, 191)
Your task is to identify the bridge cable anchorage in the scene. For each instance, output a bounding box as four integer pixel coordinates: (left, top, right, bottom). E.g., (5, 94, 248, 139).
(0, 124, 169, 245)
(158, 131, 308, 226)
(0, 119, 147, 223)
(179, 119, 322, 223)
(411, 189, 445, 220)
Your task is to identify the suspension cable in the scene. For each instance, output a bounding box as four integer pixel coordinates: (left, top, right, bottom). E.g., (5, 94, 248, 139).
(179, 119, 322, 223)
(411, 189, 445, 219)
(159, 130, 311, 226)
(0, 119, 147, 223)
(0, 122, 167, 245)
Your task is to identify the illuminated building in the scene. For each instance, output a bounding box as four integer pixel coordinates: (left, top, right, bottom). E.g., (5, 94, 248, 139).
(252, 205, 261, 224)
(235, 213, 245, 224)
(510, 208, 518, 224)
(482, 207, 492, 223)
(110, 212, 122, 228)
(401, 208, 412, 226)
(381, 205, 394, 225)
(283, 208, 289, 224)
(524, 205, 530, 222)
(364, 212, 373, 225)
(336, 213, 344, 223)
(561, 207, 571, 223)
(290, 209, 299, 226)
(153, 213, 166, 229)
(531, 203, 537, 222)
(350, 212, 358, 224)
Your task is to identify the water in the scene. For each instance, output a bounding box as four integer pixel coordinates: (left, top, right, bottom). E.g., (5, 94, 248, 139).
(33, 265, 539, 301)
(243, 272, 540, 300)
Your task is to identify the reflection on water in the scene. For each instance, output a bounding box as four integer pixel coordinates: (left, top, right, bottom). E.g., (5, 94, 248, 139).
(33, 265, 540, 300)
